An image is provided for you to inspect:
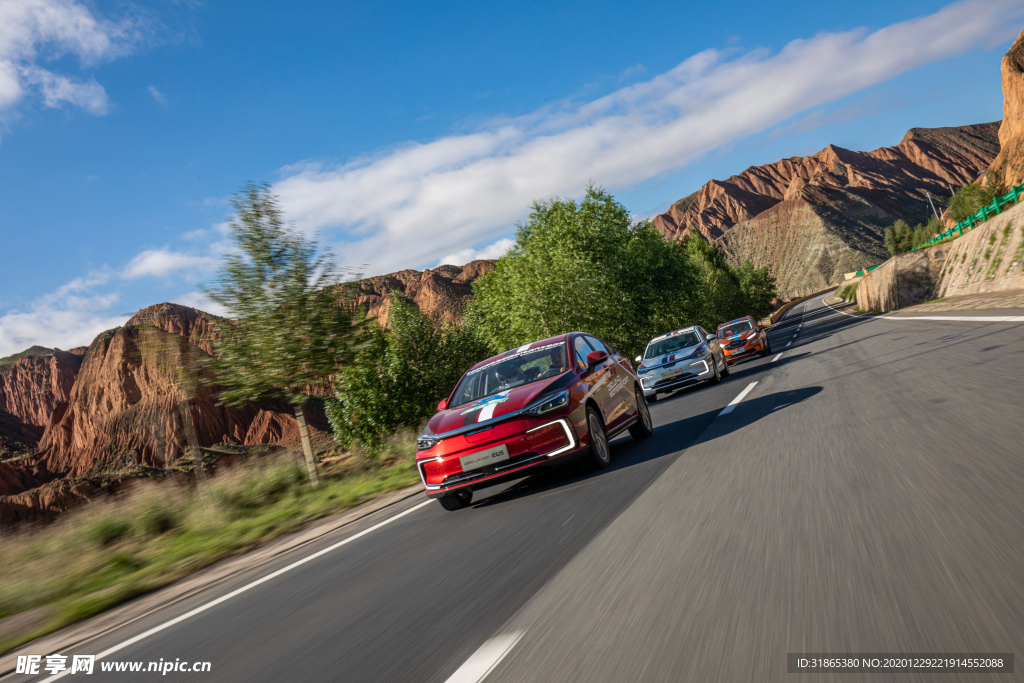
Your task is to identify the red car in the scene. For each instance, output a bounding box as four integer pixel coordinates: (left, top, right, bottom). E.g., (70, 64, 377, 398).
(716, 315, 771, 364)
(416, 333, 653, 511)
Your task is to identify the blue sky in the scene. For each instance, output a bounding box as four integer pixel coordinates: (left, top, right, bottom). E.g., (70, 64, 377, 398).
(0, 0, 1022, 355)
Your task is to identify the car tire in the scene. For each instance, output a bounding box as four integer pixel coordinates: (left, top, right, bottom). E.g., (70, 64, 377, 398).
(438, 489, 472, 511)
(761, 338, 772, 356)
(584, 407, 611, 470)
(629, 389, 654, 440)
(646, 392, 658, 403)
(719, 355, 730, 377)
(709, 358, 722, 384)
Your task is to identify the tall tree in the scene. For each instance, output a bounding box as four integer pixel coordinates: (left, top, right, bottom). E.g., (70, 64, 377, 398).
(203, 182, 360, 485)
(466, 186, 700, 360)
(327, 293, 491, 454)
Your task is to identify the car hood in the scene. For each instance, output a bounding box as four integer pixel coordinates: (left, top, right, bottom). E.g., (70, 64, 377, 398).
(638, 344, 702, 371)
(426, 374, 568, 436)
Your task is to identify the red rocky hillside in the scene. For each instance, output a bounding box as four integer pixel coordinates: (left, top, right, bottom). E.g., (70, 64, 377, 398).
(653, 123, 1001, 297)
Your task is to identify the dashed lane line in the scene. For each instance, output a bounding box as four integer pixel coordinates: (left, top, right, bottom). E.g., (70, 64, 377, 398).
(445, 632, 525, 683)
(719, 381, 758, 416)
(772, 353, 784, 362)
(786, 342, 792, 347)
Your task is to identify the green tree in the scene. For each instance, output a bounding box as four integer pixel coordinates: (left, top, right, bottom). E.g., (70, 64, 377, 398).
(466, 187, 700, 360)
(683, 238, 777, 329)
(884, 219, 914, 256)
(947, 168, 1007, 223)
(203, 182, 361, 485)
(327, 294, 490, 454)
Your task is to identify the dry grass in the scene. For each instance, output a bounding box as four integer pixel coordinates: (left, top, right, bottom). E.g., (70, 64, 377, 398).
(0, 431, 420, 655)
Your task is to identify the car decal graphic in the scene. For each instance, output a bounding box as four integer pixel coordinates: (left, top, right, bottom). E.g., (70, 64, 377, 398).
(460, 392, 511, 426)
(466, 342, 563, 376)
(608, 375, 629, 396)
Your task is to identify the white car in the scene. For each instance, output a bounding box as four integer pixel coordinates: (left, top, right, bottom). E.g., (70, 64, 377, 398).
(633, 326, 728, 402)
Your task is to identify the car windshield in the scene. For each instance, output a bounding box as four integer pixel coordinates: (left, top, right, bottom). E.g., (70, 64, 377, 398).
(450, 341, 569, 407)
(644, 331, 702, 359)
(718, 320, 753, 338)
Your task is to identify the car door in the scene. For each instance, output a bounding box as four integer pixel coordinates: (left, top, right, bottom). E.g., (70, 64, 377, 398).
(572, 334, 616, 428)
(584, 335, 633, 433)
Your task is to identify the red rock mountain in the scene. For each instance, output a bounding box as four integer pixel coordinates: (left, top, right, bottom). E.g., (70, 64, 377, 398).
(35, 303, 327, 477)
(653, 123, 1001, 297)
(351, 260, 494, 325)
(991, 30, 1024, 186)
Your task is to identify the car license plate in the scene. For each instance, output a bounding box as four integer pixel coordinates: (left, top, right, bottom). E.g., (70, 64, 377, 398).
(460, 444, 510, 472)
(661, 367, 683, 379)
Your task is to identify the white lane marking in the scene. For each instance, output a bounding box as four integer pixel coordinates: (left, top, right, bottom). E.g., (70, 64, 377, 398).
(719, 381, 758, 416)
(38, 499, 434, 682)
(785, 341, 792, 347)
(446, 631, 525, 683)
(772, 353, 784, 362)
(821, 293, 1024, 323)
(792, 334, 797, 338)
(878, 315, 1024, 322)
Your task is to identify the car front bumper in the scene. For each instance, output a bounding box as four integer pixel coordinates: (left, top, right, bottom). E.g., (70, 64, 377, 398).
(639, 356, 715, 398)
(416, 414, 585, 498)
(722, 338, 765, 362)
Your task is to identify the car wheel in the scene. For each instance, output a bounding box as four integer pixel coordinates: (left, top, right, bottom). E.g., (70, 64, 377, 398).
(709, 357, 721, 384)
(719, 355, 730, 377)
(646, 392, 658, 403)
(761, 338, 771, 356)
(584, 407, 611, 470)
(438, 489, 472, 511)
(629, 388, 654, 440)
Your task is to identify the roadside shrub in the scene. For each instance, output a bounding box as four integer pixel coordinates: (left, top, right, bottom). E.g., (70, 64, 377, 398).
(836, 282, 859, 302)
(137, 498, 182, 536)
(88, 515, 132, 547)
(884, 216, 944, 256)
(210, 460, 305, 516)
(947, 168, 1007, 223)
(328, 294, 491, 456)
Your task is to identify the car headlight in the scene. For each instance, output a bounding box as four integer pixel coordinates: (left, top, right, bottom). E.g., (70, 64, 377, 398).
(417, 435, 440, 451)
(524, 389, 570, 416)
(641, 377, 654, 389)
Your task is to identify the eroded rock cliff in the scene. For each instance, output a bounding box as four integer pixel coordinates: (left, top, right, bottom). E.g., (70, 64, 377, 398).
(991, 30, 1024, 186)
(35, 303, 327, 478)
(654, 123, 1001, 297)
(351, 260, 494, 325)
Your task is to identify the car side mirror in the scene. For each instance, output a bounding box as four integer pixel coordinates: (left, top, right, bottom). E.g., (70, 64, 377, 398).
(634, 355, 642, 363)
(587, 350, 609, 367)
(708, 334, 716, 341)
(437, 398, 448, 411)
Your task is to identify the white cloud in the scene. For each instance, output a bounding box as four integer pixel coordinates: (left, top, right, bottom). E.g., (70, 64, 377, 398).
(0, 270, 128, 356)
(272, 0, 1023, 276)
(122, 248, 219, 280)
(172, 291, 228, 317)
(148, 84, 166, 107)
(438, 238, 515, 266)
(0, 0, 141, 116)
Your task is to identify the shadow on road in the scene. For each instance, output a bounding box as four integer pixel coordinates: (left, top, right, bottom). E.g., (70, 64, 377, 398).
(470, 386, 822, 510)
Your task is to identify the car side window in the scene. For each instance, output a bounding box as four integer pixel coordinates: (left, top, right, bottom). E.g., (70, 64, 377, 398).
(585, 335, 609, 355)
(573, 336, 595, 371)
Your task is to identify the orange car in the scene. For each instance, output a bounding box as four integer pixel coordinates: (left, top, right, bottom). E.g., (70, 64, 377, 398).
(716, 316, 771, 364)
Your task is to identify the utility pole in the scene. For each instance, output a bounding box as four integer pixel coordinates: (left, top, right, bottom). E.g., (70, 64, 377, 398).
(927, 191, 940, 222)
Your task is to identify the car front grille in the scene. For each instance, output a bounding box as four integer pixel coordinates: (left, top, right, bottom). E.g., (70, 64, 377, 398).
(440, 452, 547, 488)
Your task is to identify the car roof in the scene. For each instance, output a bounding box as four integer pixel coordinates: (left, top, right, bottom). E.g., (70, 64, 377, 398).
(647, 326, 699, 345)
(465, 333, 571, 374)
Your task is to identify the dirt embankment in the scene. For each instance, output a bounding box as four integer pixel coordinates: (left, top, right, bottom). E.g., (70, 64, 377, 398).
(857, 201, 1024, 312)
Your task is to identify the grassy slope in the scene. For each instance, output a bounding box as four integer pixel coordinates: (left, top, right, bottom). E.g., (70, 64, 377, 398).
(0, 434, 420, 655)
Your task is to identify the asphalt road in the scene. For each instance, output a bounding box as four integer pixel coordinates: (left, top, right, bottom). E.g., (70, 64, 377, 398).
(10, 295, 1024, 682)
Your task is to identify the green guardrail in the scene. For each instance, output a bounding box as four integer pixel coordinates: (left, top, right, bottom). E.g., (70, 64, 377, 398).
(853, 264, 882, 277)
(912, 182, 1024, 251)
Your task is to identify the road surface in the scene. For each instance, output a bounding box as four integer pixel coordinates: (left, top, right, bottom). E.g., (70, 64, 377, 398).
(8, 294, 1024, 682)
